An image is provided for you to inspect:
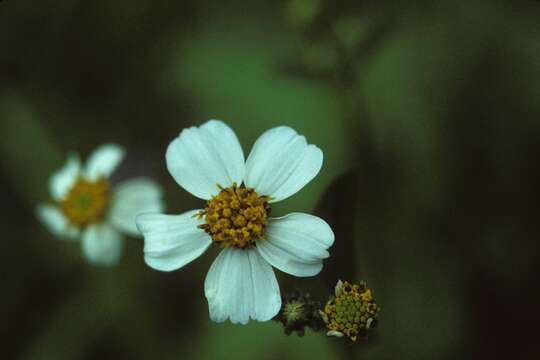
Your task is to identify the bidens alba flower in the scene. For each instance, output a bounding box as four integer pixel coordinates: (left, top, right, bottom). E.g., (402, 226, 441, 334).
(37, 144, 164, 266)
(136, 120, 335, 324)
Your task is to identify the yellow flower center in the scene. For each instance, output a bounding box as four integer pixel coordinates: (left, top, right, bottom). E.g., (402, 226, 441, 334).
(323, 281, 380, 342)
(60, 178, 111, 228)
(198, 183, 270, 249)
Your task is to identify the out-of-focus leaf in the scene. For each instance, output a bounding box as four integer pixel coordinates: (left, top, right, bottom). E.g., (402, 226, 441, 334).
(286, 0, 322, 27)
(333, 16, 370, 49)
(190, 322, 336, 360)
(0, 94, 62, 204)
(300, 42, 340, 73)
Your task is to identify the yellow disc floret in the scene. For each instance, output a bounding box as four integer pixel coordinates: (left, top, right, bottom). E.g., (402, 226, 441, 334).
(323, 280, 380, 342)
(60, 178, 111, 228)
(198, 183, 270, 249)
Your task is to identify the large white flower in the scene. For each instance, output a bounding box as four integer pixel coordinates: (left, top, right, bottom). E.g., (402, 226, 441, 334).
(37, 144, 165, 266)
(136, 120, 335, 324)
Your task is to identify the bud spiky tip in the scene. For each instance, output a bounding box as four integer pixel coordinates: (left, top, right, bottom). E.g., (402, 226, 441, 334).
(273, 290, 325, 336)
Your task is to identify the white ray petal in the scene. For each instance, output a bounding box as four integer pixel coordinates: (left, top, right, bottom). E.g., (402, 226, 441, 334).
(137, 210, 212, 272)
(205, 247, 281, 324)
(81, 222, 124, 266)
(256, 213, 334, 277)
(109, 178, 165, 236)
(166, 120, 245, 200)
(85, 143, 125, 180)
(245, 126, 322, 202)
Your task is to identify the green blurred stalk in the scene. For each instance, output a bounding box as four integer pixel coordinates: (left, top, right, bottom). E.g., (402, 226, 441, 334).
(0, 93, 63, 205)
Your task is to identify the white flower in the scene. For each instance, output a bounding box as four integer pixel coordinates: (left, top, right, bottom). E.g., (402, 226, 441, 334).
(37, 144, 165, 266)
(136, 120, 335, 324)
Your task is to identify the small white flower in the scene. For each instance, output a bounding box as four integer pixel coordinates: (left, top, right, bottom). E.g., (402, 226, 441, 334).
(136, 120, 335, 324)
(37, 144, 165, 266)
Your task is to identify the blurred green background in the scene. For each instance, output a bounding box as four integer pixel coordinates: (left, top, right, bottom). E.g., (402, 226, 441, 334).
(1, 0, 540, 359)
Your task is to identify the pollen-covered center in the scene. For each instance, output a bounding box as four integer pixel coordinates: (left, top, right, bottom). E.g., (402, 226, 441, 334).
(198, 183, 270, 249)
(60, 178, 110, 228)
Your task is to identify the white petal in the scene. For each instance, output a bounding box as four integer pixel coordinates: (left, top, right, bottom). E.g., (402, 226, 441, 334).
(81, 223, 124, 266)
(36, 204, 80, 240)
(319, 310, 329, 324)
(245, 126, 323, 202)
(204, 248, 281, 324)
(327, 330, 344, 338)
(49, 153, 81, 201)
(335, 279, 344, 297)
(137, 210, 212, 272)
(256, 213, 334, 277)
(85, 143, 125, 180)
(166, 120, 245, 200)
(109, 178, 165, 237)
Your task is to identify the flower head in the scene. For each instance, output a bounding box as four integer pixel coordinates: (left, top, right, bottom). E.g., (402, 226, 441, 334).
(37, 144, 164, 266)
(136, 120, 335, 324)
(322, 280, 380, 342)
